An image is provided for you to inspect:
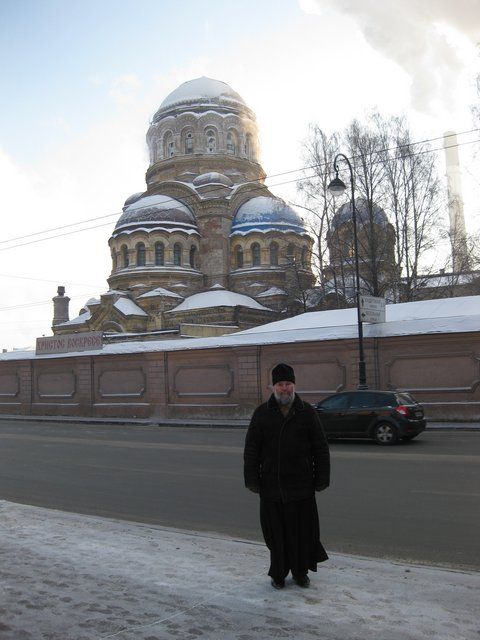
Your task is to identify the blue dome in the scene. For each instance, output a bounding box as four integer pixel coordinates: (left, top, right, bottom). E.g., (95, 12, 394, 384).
(332, 198, 390, 230)
(113, 194, 198, 237)
(231, 196, 308, 236)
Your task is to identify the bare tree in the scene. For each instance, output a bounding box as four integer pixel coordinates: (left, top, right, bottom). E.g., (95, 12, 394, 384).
(297, 112, 443, 306)
(375, 115, 442, 301)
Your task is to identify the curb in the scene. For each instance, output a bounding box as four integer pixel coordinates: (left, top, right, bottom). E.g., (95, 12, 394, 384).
(0, 415, 479, 430)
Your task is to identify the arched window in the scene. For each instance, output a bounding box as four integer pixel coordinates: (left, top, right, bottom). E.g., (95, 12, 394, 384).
(189, 245, 197, 268)
(287, 243, 295, 264)
(112, 252, 117, 271)
(301, 247, 308, 268)
(270, 242, 279, 266)
(245, 133, 253, 159)
(236, 245, 244, 269)
(173, 243, 182, 266)
(164, 131, 174, 158)
(251, 242, 261, 267)
(155, 242, 164, 266)
(136, 243, 146, 267)
(226, 131, 237, 155)
(185, 131, 193, 154)
(122, 245, 129, 268)
(205, 129, 217, 153)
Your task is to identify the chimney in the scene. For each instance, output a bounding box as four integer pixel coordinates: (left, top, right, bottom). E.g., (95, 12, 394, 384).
(443, 131, 469, 272)
(52, 286, 70, 327)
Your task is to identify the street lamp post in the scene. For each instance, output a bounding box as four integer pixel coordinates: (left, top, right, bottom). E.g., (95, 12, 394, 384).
(328, 153, 367, 389)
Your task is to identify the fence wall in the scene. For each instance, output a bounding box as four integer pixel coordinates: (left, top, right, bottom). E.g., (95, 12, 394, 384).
(1, 330, 479, 421)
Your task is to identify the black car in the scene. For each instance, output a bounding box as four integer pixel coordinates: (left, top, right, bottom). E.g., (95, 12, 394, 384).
(314, 390, 426, 445)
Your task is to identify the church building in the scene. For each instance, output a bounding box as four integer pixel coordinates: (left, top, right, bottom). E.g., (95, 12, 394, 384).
(52, 77, 315, 339)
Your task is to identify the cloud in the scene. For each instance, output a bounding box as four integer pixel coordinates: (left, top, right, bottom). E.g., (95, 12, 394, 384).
(300, 0, 480, 115)
(109, 74, 142, 104)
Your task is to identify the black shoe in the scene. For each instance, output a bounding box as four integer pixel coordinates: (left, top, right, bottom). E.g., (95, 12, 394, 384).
(271, 577, 285, 590)
(293, 574, 310, 588)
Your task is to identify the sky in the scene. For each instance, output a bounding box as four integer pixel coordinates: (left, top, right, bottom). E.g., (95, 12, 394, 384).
(0, 0, 479, 350)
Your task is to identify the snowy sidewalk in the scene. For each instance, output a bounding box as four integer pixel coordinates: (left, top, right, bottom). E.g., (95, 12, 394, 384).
(0, 501, 478, 640)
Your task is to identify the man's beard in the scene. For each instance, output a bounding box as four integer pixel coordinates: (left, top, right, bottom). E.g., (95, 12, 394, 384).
(274, 390, 294, 406)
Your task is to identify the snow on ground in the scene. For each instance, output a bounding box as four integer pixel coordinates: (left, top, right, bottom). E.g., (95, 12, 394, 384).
(0, 500, 478, 640)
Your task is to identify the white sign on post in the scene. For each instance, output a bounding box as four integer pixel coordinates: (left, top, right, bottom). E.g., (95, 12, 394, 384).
(359, 295, 386, 323)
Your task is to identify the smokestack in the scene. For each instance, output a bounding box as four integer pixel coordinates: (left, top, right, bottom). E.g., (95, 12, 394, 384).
(443, 131, 468, 272)
(52, 286, 70, 327)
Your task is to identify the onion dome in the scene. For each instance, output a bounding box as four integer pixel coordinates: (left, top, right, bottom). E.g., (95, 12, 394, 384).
(192, 172, 233, 187)
(231, 196, 308, 236)
(123, 192, 144, 208)
(112, 194, 198, 237)
(331, 198, 390, 230)
(152, 77, 250, 122)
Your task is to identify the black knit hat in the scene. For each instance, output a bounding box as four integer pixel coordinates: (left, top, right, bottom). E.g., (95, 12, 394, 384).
(271, 363, 295, 385)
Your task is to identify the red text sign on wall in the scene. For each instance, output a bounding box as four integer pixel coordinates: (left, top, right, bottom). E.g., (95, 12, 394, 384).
(35, 332, 103, 355)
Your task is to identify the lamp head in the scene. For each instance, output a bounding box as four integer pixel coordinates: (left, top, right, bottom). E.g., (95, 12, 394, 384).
(328, 175, 347, 197)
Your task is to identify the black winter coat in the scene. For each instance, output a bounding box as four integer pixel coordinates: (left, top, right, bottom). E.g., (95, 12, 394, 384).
(244, 393, 330, 502)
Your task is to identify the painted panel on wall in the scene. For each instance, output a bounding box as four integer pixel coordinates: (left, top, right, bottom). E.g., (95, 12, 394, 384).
(37, 371, 76, 398)
(261, 348, 347, 399)
(173, 365, 233, 397)
(0, 373, 19, 397)
(293, 360, 346, 397)
(386, 352, 480, 392)
(98, 369, 146, 397)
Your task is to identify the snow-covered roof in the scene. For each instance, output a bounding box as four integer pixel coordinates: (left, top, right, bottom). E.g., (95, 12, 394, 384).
(113, 194, 198, 237)
(101, 290, 127, 297)
(114, 298, 148, 317)
(256, 287, 287, 297)
(137, 287, 183, 300)
(167, 289, 272, 313)
(57, 310, 92, 327)
(192, 172, 233, 187)
(231, 196, 308, 236)
(3, 296, 479, 361)
(417, 274, 476, 288)
(153, 77, 249, 122)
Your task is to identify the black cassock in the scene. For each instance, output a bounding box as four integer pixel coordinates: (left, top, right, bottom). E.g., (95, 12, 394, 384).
(260, 496, 328, 581)
(244, 393, 331, 582)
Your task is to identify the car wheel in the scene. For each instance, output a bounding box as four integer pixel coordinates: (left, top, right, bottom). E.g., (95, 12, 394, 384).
(373, 422, 398, 446)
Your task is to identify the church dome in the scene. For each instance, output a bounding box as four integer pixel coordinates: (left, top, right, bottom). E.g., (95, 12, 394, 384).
(331, 198, 390, 230)
(123, 192, 144, 207)
(193, 172, 233, 187)
(112, 194, 198, 237)
(231, 196, 308, 236)
(152, 77, 251, 122)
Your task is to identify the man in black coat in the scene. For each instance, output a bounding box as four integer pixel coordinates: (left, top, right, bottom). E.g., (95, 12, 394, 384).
(244, 363, 330, 589)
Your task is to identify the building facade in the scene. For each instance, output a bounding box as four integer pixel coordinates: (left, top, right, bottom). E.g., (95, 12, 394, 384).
(53, 77, 314, 339)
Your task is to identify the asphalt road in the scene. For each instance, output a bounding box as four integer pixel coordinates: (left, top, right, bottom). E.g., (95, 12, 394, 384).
(0, 419, 478, 571)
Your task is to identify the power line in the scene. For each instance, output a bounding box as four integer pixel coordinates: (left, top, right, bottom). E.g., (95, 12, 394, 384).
(1, 127, 479, 252)
(0, 221, 117, 251)
(0, 292, 99, 313)
(0, 272, 104, 287)
(0, 212, 121, 245)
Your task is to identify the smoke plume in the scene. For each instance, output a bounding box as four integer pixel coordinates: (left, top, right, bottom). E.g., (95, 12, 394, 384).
(301, 0, 480, 114)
